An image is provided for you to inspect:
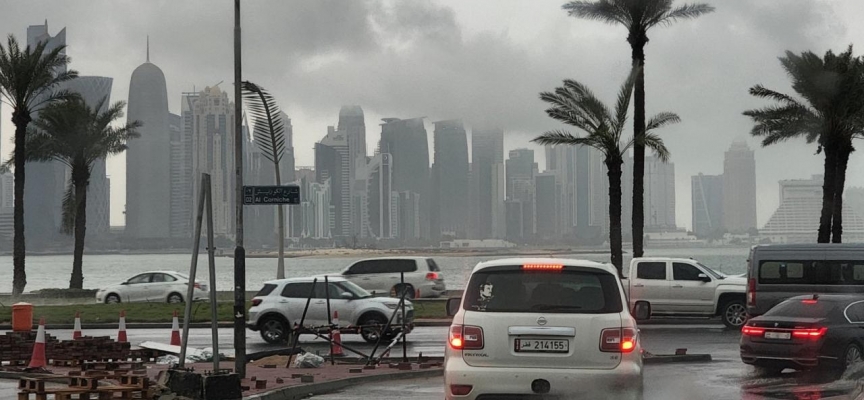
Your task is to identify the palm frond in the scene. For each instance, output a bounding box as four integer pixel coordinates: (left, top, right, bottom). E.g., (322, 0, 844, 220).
(562, 1, 631, 26)
(242, 81, 285, 167)
(532, 130, 599, 149)
(613, 68, 637, 132)
(748, 85, 802, 106)
(640, 132, 671, 162)
(653, 3, 714, 26)
(61, 179, 76, 235)
(645, 112, 681, 132)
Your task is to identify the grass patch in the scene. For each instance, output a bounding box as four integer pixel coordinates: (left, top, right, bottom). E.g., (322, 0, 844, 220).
(0, 302, 249, 325)
(0, 299, 450, 325)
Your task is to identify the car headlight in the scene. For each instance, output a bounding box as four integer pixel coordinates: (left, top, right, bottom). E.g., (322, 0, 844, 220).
(384, 303, 402, 309)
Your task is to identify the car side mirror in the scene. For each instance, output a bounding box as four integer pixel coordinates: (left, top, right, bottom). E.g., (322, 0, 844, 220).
(697, 273, 711, 282)
(341, 292, 354, 300)
(121, 281, 128, 285)
(633, 301, 651, 320)
(446, 297, 461, 317)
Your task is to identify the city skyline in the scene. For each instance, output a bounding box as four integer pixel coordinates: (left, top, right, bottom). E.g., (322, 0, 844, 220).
(4, 2, 864, 231)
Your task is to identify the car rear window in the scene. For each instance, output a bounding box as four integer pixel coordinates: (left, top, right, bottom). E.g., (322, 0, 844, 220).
(759, 260, 864, 285)
(463, 267, 623, 314)
(255, 284, 277, 297)
(427, 259, 440, 272)
(764, 299, 841, 319)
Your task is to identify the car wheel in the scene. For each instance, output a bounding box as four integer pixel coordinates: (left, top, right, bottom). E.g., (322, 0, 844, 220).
(105, 294, 121, 304)
(259, 317, 292, 345)
(167, 293, 184, 304)
(391, 284, 415, 300)
(845, 343, 863, 367)
(721, 300, 747, 328)
(360, 314, 392, 343)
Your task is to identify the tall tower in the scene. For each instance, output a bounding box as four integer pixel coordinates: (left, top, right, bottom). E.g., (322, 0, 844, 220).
(379, 118, 430, 239)
(470, 127, 504, 239)
(126, 38, 171, 239)
(315, 127, 351, 238)
(432, 120, 469, 238)
(723, 140, 757, 233)
(691, 173, 724, 237)
(24, 22, 67, 248)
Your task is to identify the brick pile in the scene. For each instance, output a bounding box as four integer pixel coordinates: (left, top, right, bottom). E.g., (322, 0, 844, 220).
(0, 331, 59, 366)
(0, 332, 161, 366)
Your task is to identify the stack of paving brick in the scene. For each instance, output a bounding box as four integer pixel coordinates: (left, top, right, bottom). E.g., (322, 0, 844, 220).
(0, 331, 59, 366)
(48, 336, 132, 363)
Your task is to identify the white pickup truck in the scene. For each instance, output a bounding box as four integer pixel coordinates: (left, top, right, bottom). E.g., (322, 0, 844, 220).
(624, 257, 747, 328)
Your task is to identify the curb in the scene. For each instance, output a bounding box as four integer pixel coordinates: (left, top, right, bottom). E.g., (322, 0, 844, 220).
(244, 368, 443, 400)
(0, 322, 234, 330)
(642, 354, 712, 364)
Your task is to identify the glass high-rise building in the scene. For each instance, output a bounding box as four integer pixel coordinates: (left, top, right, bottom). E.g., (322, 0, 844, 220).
(691, 173, 724, 237)
(470, 127, 504, 239)
(432, 120, 469, 238)
(379, 117, 430, 239)
(723, 140, 757, 233)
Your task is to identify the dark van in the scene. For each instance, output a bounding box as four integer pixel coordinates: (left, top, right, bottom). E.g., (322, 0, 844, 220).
(746, 243, 864, 317)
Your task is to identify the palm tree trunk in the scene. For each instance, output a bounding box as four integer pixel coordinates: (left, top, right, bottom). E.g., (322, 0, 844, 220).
(274, 164, 285, 279)
(818, 143, 838, 243)
(607, 157, 624, 277)
(831, 143, 852, 243)
(70, 172, 88, 290)
(11, 112, 30, 296)
(631, 41, 647, 258)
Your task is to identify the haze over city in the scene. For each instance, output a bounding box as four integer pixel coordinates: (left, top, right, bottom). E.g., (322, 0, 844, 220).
(1, 0, 864, 232)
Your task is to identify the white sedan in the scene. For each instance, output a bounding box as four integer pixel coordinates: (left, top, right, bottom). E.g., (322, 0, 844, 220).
(96, 271, 209, 304)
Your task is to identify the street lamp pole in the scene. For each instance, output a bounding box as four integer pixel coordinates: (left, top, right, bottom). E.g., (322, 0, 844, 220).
(233, 0, 247, 378)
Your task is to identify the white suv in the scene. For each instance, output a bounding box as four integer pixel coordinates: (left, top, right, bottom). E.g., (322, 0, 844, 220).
(444, 258, 643, 400)
(339, 257, 446, 299)
(246, 277, 414, 344)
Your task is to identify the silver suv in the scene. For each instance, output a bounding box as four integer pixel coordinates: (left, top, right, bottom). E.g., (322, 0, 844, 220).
(339, 257, 447, 299)
(247, 276, 414, 344)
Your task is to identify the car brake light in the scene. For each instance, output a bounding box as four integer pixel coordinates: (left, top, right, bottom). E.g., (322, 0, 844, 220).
(741, 326, 765, 336)
(450, 385, 473, 396)
(600, 328, 637, 353)
(747, 278, 756, 307)
(449, 325, 484, 350)
(523, 264, 564, 271)
(251, 299, 262, 307)
(426, 272, 439, 280)
(801, 299, 818, 304)
(792, 327, 827, 339)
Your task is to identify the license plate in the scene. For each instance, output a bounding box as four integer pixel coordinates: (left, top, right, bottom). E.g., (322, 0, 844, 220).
(515, 339, 569, 353)
(764, 331, 791, 340)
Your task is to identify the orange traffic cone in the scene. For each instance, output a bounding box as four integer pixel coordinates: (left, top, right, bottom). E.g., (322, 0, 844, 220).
(117, 310, 127, 343)
(28, 317, 47, 369)
(170, 310, 181, 346)
(331, 311, 344, 357)
(72, 312, 82, 340)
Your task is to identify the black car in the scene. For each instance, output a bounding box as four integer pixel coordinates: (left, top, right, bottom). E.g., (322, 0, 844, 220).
(740, 294, 864, 374)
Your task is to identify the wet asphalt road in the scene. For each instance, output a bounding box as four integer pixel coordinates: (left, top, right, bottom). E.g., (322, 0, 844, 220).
(1, 325, 860, 399)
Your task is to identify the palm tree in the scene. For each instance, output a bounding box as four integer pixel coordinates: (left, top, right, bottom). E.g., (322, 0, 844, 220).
(0, 35, 78, 295)
(241, 81, 288, 279)
(743, 46, 864, 243)
(12, 97, 140, 289)
(532, 70, 678, 275)
(563, 0, 713, 258)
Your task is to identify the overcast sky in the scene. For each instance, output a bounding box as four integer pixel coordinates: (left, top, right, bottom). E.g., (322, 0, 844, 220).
(2, 0, 864, 229)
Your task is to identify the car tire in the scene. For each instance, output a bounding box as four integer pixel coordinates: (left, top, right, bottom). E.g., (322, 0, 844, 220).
(167, 293, 184, 304)
(721, 299, 747, 328)
(360, 313, 394, 343)
(845, 343, 863, 368)
(391, 284, 416, 300)
(105, 294, 121, 304)
(259, 316, 292, 345)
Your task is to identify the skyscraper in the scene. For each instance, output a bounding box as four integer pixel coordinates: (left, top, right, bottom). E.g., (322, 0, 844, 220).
(316, 126, 351, 238)
(644, 156, 676, 230)
(691, 174, 724, 237)
(723, 140, 757, 233)
(64, 76, 114, 237)
(470, 127, 504, 239)
(126, 40, 171, 239)
(431, 120, 469, 238)
(506, 149, 536, 239)
(379, 118, 430, 238)
(364, 153, 396, 239)
(762, 175, 864, 243)
(24, 22, 67, 247)
(535, 172, 558, 238)
(190, 85, 236, 237)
